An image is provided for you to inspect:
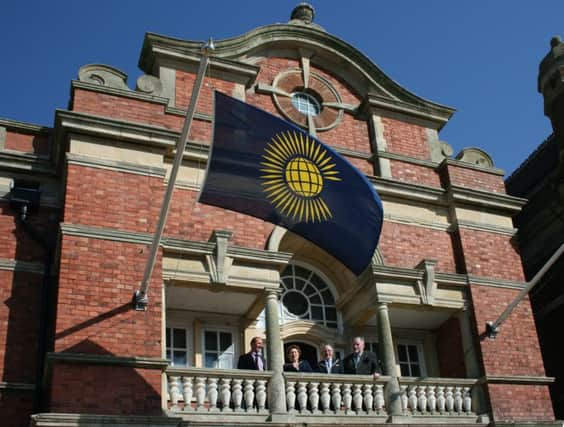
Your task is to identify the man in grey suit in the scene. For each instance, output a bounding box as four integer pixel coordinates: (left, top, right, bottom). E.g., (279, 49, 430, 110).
(316, 344, 343, 374)
(342, 336, 381, 377)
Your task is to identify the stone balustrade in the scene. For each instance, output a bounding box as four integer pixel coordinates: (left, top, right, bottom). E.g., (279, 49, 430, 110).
(166, 367, 270, 413)
(166, 368, 483, 424)
(398, 377, 478, 416)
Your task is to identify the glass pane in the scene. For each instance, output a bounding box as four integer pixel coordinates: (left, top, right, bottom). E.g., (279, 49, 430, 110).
(166, 349, 171, 360)
(397, 345, 407, 362)
(173, 351, 187, 366)
(325, 307, 337, 321)
(173, 328, 186, 349)
(205, 353, 218, 368)
(281, 277, 292, 290)
(205, 331, 218, 351)
(321, 289, 334, 304)
(311, 305, 323, 320)
(281, 265, 292, 276)
(327, 321, 338, 329)
(166, 328, 171, 347)
(310, 294, 321, 304)
(303, 285, 316, 296)
(220, 332, 232, 351)
(293, 265, 311, 279)
(400, 363, 410, 376)
(283, 291, 309, 316)
(411, 364, 421, 377)
(310, 274, 326, 291)
(294, 278, 305, 291)
(218, 354, 233, 369)
(368, 342, 380, 356)
(408, 345, 419, 362)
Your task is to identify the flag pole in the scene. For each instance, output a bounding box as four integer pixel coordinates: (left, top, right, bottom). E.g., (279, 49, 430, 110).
(486, 242, 564, 338)
(133, 39, 215, 310)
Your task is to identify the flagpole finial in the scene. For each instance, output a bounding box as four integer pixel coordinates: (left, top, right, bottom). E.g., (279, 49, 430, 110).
(202, 37, 215, 56)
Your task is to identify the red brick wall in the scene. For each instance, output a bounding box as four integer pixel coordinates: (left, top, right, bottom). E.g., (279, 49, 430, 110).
(436, 316, 466, 378)
(487, 384, 554, 422)
(457, 229, 525, 282)
(176, 71, 236, 114)
(4, 130, 50, 156)
(55, 236, 162, 357)
(469, 286, 544, 377)
(50, 364, 161, 415)
(442, 163, 506, 193)
(382, 117, 429, 160)
(378, 222, 457, 273)
(389, 159, 442, 188)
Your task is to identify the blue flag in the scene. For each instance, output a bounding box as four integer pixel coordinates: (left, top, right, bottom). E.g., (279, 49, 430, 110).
(199, 91, 383, 275)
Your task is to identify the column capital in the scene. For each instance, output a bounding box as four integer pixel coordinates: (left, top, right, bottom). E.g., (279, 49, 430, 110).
(264, 287, 283, 299)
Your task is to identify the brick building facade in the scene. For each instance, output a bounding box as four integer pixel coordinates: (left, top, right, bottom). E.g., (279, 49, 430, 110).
(0, 4, 559, 426)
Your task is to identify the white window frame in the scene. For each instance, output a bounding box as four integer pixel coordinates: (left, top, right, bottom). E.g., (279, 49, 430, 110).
(201, 326, 238, 369)
(165, 325, 192, 367)
(395, 340, 427, 377)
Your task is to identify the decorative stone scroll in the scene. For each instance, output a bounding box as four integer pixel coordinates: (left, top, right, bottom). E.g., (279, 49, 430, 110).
(78, 64, 129, 90)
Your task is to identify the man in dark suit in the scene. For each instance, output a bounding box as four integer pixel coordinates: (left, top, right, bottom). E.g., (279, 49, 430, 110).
(237, 336, 266, 370)
(343, 336, 381, 377)
(316, 344, 343, 374)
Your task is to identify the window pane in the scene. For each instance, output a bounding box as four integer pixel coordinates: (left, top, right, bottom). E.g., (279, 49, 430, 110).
(166, 349, 171, 360)
(281, 276, 292, 289)
(310, 294, 321, 304)
(218, 354, 233, 369)
(205, 353, 218, 368)
(408, 345, 419, 362)
(166, 328, 171, 347)
(293, 265, 311, 279)
(400, 363, 410, 376)
(310, 274, 326, 290)
(325, 307, 337, 321)
(173, 328, 186, 348)
(294, 278, 306, 291)
(397, 345, 407, 362)
(205, 331, 218, 351)
(321, 289, 334, 304)
(303, 285, 316, 296)
(327, 321, 338, 329)
(220, 332, 232, 351)
(411, 364, 421, 377)
(311, 305, 323, 320)
(173, 351, 187, 366)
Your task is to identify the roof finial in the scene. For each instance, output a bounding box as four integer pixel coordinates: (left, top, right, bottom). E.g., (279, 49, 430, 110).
(290, 3, 315, 24)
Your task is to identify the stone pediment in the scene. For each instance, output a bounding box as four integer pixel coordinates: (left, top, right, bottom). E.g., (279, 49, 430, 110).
(139, 24, 454, 129)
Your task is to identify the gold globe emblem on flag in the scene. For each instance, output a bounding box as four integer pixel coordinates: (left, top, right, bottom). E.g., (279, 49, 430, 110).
(260, 131, 341, 223)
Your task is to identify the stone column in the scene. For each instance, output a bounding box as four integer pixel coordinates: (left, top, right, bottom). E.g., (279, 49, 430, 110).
(264, 289, 287, 416)
(376, 302, 403, 418)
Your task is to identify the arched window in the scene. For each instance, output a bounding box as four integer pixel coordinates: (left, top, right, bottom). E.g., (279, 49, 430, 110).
(279, 264, 338, 329)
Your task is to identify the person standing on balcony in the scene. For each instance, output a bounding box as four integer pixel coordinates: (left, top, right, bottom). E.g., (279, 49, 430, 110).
(343, 336, 381, 378)
(237, 336, 266, 370)
(283, 344, 313, 372)
(316, 344, 343, 374)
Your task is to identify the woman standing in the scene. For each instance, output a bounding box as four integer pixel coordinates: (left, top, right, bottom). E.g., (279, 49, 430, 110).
(283, 344, 313, 372)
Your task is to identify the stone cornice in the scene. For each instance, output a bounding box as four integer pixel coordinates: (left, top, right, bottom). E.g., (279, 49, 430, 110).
(375, 150, 438, 168)
(139, 27, 454, 128)
(164, 106, 212, 121)
(0, 381, 36, 391)
(448, 185, 527, 213)
(0, 150, 56, 175)
(30, 413, 183, 426)
(370, 176, 445, 204)
(66, 152, 167, 178)
(60, 223, 292, 266)
(71, 80, 170, 105)
(453, 220, 517, 236)
(0, 118, 52, 135)
(0, 258, 45, 275)
(440, 157, 505, 176)
(479, 375, 555, 385)
(46, 352, 169, 370)
(360, 92, 454, 130)
(467, 275, 526, 290)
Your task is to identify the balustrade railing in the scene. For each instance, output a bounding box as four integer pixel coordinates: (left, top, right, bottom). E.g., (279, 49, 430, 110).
(166, 367, 270, 413)
(166, 368, 480, 423)
(398, 377, 478, 416)
(284, 372, 388, 415)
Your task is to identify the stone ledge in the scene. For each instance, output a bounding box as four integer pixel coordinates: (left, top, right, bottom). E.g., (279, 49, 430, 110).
(0, 258, 45, 275)
(31, 413, 182, 427)
(66, 152, 167, 178)
(0, 381, 36, 391)
(480, 375, 555, 385)
(46, 352, 169, 371)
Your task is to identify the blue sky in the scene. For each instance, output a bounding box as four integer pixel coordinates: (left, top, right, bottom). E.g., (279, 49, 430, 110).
(1, 1, 562, 176)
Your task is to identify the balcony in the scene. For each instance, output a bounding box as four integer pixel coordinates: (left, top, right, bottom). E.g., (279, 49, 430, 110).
(166, 367, 487, 425)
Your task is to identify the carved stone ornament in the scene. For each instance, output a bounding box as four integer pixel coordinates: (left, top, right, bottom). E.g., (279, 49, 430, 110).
(78, 64, 129, 90)
(455, 147, 494, 168)
(136, 74, 164, 97)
